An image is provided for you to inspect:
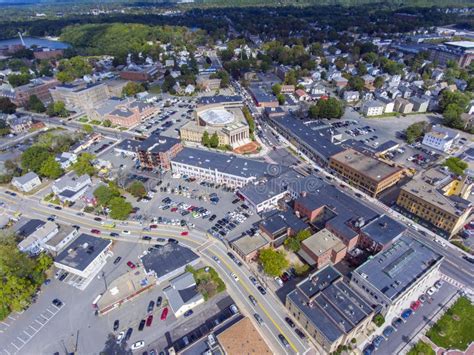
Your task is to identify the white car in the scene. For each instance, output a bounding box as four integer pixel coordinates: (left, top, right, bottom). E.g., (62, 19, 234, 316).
(427, 287, 436, 296)
(231, 273, 239, 282)
(274, 277, 284, 287)
(130, 341, 145, 351)
(122, 230, 131, 235)
(116, 331, 124, 344)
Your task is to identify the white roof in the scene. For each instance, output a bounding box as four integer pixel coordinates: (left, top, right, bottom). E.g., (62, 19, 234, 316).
(445, 41, 474, 49)
(200, 109, 234, 126)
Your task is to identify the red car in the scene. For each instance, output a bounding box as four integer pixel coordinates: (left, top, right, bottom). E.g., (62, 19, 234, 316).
(126, 261, 136, 269)
(161, 307, 169, 320)
(410, 300, 421, 312)
(91, 229, 101, 234)
(181, 231, 189, 236)
(171, 207, 178, 212)
(187, 206, 195, 211)
(146, 314, 153, 326)
(149, 224, 158, 229)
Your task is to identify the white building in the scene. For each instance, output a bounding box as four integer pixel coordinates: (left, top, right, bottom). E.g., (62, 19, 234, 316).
(11, 172, 41, 192)
(55, 152, 77, 169)
(361, 100, 385, 117)
(18, 221, 59, 255)
(163, 272, 204, 317)
(43, 226, 79, 255)
(54, 234, 111, 279)
(422, 125, 460, 152)
(52, 174, 92, 203)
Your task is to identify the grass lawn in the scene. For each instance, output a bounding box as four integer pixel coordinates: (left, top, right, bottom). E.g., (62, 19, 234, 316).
(426, 296, 474, 351)
(186, 265, 225, 301)
(408, 341, 435, 355)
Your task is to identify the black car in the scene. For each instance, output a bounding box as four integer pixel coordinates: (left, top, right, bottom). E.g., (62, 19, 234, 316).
(209, 214, 217, 221)
(278, 334, 290, 348)
(113, 256, 122, 265)
(156, 238, 166, 243)
(463, 255, 474, 264)
(168, 238, 178, 244)
(257, 286, 267, 295)
(94, 217, 102, 222)
(295, 328, 306, 339)
(54, 206, 62, 210)
(59, 272, 68, 281)
(147, 301, 154, 313)
(138, 319, 146, 331)
(248, 295, 257, 306)
(142, 236, 152, 241)
(285, 317, 295, 328)
(110, 232, 119, 237)
(156, 296, 162, 307)
(113, 320, 119, 331)
(125, 328, 133, 341)
(72, 225, 80, 230)
(52, 299, 63, 307)
(227, 252, 235, 260)
(183, 310, 193, 317)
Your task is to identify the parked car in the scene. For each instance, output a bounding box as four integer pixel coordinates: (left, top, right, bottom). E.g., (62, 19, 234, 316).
(257, 286, 266, 295)
(147, 301, 154, 313)
(156, 296, 162, 307)
(183, 310, 193, 318)
(383, 326, 395, 338)
(427, 287, 436, 296)
(295, 328, 306, 339)
(434, 280, 443, 289)
(116, 331, 124, 344)
(126, 261, 136, 269)
(113, 256, 122, 265)
(401, 309, 413, 321)
(130, 341, 145, 351)
(138, 319, 146, 331)
(124, 328, 133, 341)
(410, 300, 421, 312)
(392, 317, 403, 329)
(373, 335, 384, 348)
(168, 238, 178, 244)
(52, 299, 63, 307)
(160, 307, 169, 320)
(146, 315, 153, 327)
(285, 317, 295, 328)
(363, 344, 375, 355)
(113, 320, 119, 331)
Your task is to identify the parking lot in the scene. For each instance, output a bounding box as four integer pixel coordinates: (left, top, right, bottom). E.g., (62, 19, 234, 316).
(138, 173, 261, 241)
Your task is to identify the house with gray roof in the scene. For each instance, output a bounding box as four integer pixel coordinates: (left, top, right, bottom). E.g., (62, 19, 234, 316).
(163, 272, 204, 317)
(52, 173, 91, 203)
(12, 172, 41, 192)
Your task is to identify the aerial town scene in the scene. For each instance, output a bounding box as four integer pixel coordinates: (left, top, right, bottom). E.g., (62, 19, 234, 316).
(0, 0, 473, 354)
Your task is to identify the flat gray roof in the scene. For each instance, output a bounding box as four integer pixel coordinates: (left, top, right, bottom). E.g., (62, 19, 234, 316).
(353, 235, 443, 301)
(361, 215, 406, 246)
(55, 234, 111, 271)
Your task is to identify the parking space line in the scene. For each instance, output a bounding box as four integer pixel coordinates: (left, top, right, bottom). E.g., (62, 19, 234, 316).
(29, 325, 38, 332)
(1, 321, 9, 327)
(4, 348, 11, 355)
(7, 316, 15, 321)
(23, 330, 32, 337)
(10, 343, 20, 350)
(16, 337, 25, 344)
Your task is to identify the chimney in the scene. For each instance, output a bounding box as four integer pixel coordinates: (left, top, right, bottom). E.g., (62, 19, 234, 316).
(301, 191, 307, 198)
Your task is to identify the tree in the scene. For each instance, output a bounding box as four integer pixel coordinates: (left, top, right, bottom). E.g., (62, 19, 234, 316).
(201, 131, 210, 147)
(109, 197, 132, 220)
(27, 95, 46, 113)
(72, 153, 96, 176)
(272, 84, 282, 96)
(103, 119, 112, 128)
(373, 314, 385, 327)
(405, 121, 431, 143)
(258, 249, 289, 277)
(21, 146, 50, 173)
(46, 101, 68, 117)
(348, 76, 365, 92)
(309, 98, 344, 119)
(374, 76, 385, 89)
(443, 157, 468, 176)
(39, 156, 63, 179)
(0, 234, 52, 319)
(127, 181, 147, 198)
(93, 185, 120, 207)
(82, 124, 93, 134)
(277, 93, 285, 105)
(209, 132, 219, 148)
(57, 56, 92, 83)
(443, 103, 465, 130)
(8, 73, 31, 88)
(284, 237, 301, 252)
(0, 97, 16, 114)
(357, 62, 367, 75)
(439, 90, 469, 113)
(243, 106, 255, 134)
(122, 82, 145, 97)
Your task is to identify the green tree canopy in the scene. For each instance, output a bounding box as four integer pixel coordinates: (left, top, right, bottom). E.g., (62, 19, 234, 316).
(127, 181, 147, 198)
(46, 101, 68, 117)
(122, 82, 145, 97)
(82, 124, 94, 134)
(272, 83, 282, 96)
(72, 153, 96, 176)
(348, 76, 365, 92)
(405, 121, 431, 143)
(39, 156, 64, 179)
(109, 197, 132, 220)
(8, 73, 31, 88)
(309, 97, 344, 119)
(202, 131, 210, 147)
(258, 248, 289, 277)
(27, 95, 46, 113)
(21, 146, 50, 174)
(93, 184, 120, 206)
(56, 56, 92, 83)
(443, 157, 468, 176)
(209, 132, 219, 148)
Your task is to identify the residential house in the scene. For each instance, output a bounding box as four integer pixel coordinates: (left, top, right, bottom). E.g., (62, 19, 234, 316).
(299, 229, 347, 269)
(162, 272, 205, 317)
(410, 96, 429, 113)
(343, 91, 360, 103)
(361, 100, 385, 117)
(52, 174, 92, 203)
(55, 152, 77, 169)
(12, 172, 41, 192)
(422, 125, 459, 152)
(394, 97, 413, 114)
(18, 221, 59, 255)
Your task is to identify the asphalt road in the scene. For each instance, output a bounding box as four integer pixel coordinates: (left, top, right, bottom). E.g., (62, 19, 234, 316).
(0, 192, 312, 355)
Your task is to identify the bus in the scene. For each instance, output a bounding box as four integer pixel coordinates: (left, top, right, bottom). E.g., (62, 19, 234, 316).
(92, 293, 102, 309)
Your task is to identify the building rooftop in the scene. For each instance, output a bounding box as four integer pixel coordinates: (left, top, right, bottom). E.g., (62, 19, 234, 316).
(172, 147, 280, 180)
(288, 265, 373, 343)
(248, 84, 277, 104)
(55, 234, 111, 271)
(260, 207, 309, 237)
(196, 95, 242, 106)
(353, 235, 443, 301)
(302, 229, 345, 257)
(361, 214, 406, 246)
(199, 108, 235, 126)
(163, 272, 203, 316)
(114, 139, 142, 153)
(401, 177, 471, 216)
(138, 135, 181, 154)
(445, 41, 474, 50)
(331, 148, 403, 182)
(15, 218, 46, 237)
(231, 233, 270, 256)
(12, 171, 39, 186)
(141, 243, 199, 280)
(216, 317, 272, 355)
(271, 115, 345, 161)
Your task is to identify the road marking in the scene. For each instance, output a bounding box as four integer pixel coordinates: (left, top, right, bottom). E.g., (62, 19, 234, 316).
(7, 316, 15, 321)
(29, 325, 38, 332)
(16, 337, 25, 344)
(205, 250, 299, 353)
(23, 330, 32, 337)
(10, 342, 20, 350)
(1, 321, 9, 327)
